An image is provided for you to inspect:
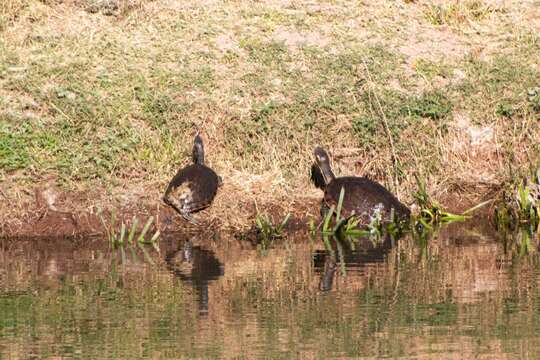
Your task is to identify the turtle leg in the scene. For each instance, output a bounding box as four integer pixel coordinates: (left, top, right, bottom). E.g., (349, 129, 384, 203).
(217, 175, 223, 187)
(164, 195, 199, 224)
(180, 209, 199, 225)
(164, 195, 184, 216)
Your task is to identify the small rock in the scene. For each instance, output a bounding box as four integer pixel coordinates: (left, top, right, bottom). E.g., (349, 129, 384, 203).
(452, 69, 466, 82)
(42, 187, 59, 211)
(469, 126, 493, 146)
(22, 98, 39, 110)
(57, 90, 76, 100)
(270, 78, 282, 87)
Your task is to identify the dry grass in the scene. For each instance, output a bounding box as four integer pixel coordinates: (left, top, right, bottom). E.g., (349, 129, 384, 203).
(1, 0, 539, 230)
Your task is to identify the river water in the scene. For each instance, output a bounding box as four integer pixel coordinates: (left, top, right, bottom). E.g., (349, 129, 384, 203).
(1, 220, 540, 359)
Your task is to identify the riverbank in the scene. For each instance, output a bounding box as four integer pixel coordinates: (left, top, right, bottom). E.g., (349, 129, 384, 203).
(1, 0, 538, 236)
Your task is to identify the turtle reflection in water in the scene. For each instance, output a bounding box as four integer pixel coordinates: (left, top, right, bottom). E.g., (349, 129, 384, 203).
(315, 235, 395, 291)
(166, 240, 224, 315)
(163, 132, 222, 224)
(310, 146, 410, 225)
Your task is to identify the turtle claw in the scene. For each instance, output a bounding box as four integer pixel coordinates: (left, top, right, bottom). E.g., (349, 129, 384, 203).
(181, 211, 199, 225)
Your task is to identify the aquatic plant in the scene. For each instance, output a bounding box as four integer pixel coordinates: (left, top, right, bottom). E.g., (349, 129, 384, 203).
(319, 188, 405, 250)
(254, 211, 291, 252)
(494, 168, 540, 232)
(98, 209, 161, 265)
(494, 166, 540, 256)
(412, 174, 469, 228)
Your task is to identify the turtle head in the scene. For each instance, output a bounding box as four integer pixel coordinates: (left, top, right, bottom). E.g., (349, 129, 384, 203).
(312, 146, 335, 186)
(310, 163, 326, 190)
(192, 131, 205, 165)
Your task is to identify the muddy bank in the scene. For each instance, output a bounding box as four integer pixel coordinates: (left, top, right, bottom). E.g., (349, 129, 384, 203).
(0, 183, 497, 238)
(0, 185, 317, 238)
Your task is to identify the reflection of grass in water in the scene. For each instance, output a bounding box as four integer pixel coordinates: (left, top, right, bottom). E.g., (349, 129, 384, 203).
(4, 223, 540, 358)
(499, 226, 538, 257)
(223, 222, 540, 357)
(98, 209, 160, 265)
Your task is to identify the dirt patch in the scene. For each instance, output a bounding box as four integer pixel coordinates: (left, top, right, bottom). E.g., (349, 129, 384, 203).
(0, 183, 321, 238)
(272, 27, 330, 51)
(398, 27, 470, 63)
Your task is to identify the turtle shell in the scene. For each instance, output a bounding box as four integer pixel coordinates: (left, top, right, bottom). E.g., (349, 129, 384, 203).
(164, 163, 220, 213)
(323, 176, 410, 224)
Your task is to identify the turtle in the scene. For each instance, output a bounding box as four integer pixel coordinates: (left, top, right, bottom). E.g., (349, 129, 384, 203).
(310, 146, 410, 225)
(163, 132, 222, 224)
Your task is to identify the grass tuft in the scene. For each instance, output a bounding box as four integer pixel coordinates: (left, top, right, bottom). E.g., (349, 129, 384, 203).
(424, 0, 505, 26)
(98, 209, 161, 264)
(254, 211, 291, 253)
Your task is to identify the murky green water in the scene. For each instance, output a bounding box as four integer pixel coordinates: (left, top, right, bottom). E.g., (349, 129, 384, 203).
(2, 221, 540, 359)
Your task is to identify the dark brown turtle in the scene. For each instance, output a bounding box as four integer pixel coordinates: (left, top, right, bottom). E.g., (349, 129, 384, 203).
(310, 146, 410, 224)
(163, 132, 222, 224)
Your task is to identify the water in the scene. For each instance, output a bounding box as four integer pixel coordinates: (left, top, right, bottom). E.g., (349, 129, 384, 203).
(1, 221, 540, 359)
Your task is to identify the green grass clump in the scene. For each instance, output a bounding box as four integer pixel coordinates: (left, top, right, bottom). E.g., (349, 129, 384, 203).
(495, 102, 515, 118)
(495, 168, 540, 233)
(351, 116, 379, 146)
(412, 174, 469, 227)
(240, 38, 289, 66)
(254, 211, 291, 252)
(98, 209, 161, 265)
(406, 91, 453, 121)
(350, 88, 448, 146)
(414, 59, 452, 80)
(317, 188, 408, 250)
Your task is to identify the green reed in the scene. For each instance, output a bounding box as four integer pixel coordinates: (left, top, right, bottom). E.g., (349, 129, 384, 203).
(98, 209, 161, 265)
(413, 174, 467, 227)
(494, 166, 540, 257)
(495, 168, 540, 232)
(319, 187, 400, 250)
(254, 211, 291, 252)
(316, 176, 489, 251)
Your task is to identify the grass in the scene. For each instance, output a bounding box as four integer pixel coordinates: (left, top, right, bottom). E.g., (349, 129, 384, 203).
(254, 211, 291, 252)
(424, 0, 505, 27)
(1, 0, 539, 231)
(494, 166, 540, 232)
(313, 187, 410, 260)
(311, 179, 491, 258)
(98, 209, 160, 265)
